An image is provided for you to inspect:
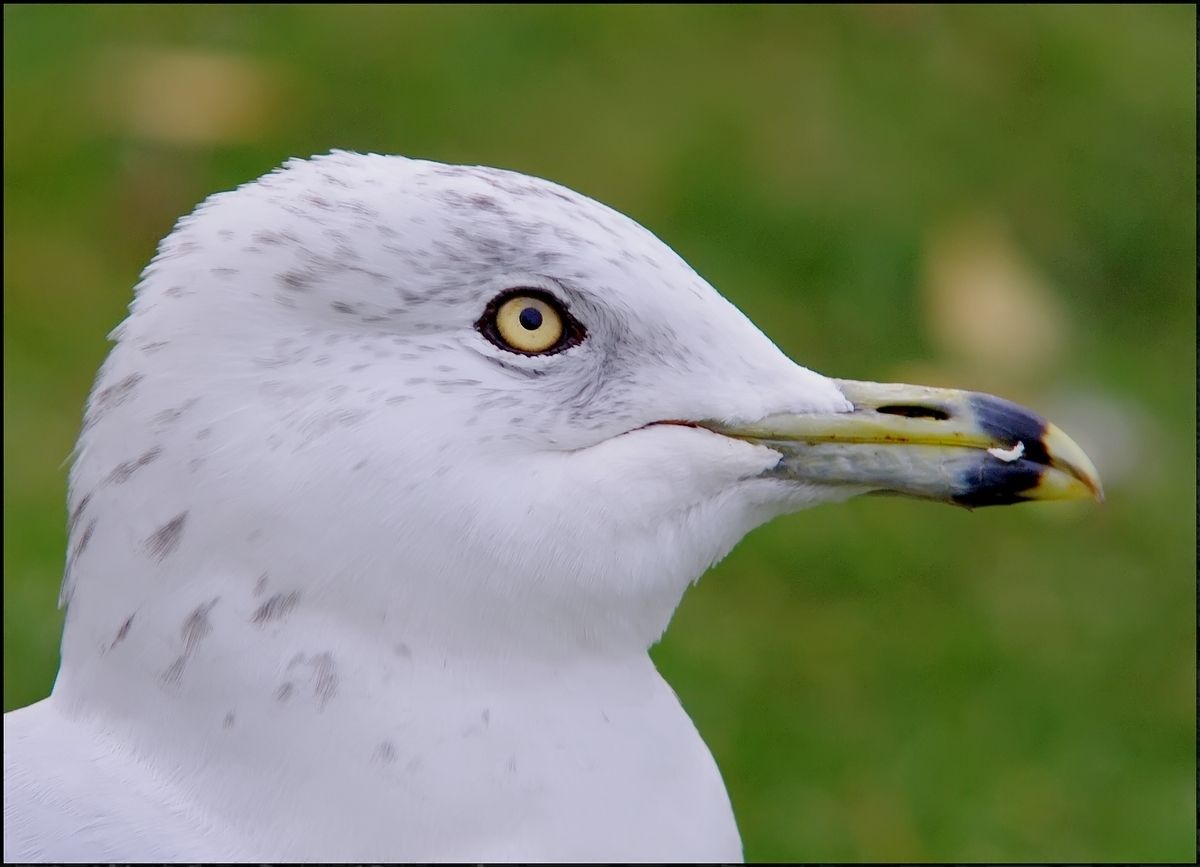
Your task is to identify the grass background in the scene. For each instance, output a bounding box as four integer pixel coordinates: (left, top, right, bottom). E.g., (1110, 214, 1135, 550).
(3, 5, 1194, 861)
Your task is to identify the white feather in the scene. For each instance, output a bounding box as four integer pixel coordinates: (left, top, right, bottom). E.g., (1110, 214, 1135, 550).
(4, 152, 854, 862)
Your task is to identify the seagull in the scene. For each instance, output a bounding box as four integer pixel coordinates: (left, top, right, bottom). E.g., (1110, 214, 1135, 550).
(2, 152, 1102, 862)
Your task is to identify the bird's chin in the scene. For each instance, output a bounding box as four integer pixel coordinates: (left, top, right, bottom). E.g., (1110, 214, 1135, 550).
(730, 474, 871, 519)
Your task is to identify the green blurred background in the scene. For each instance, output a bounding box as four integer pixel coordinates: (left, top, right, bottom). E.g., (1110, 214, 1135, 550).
(3, 5, 1195, 861)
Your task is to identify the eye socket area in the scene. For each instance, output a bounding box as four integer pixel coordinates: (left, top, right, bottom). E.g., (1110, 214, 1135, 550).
(477, 288, 586, 356)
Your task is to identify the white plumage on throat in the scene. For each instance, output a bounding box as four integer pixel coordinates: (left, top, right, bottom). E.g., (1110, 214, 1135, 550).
(10, 152, 858, 862)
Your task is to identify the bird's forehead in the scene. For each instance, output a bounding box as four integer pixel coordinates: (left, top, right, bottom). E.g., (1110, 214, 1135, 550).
(388, 156, 663, 252)
(225, 153, 714, 311)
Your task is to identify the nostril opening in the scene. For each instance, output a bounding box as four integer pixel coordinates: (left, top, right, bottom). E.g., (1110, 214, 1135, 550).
(876, 404, 951, 421)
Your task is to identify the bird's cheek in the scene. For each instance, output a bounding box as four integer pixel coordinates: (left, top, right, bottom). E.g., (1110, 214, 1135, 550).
(550, 425, 779, 525)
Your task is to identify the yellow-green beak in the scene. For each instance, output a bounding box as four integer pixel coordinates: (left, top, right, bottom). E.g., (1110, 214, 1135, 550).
(705, 380, 1103, 508)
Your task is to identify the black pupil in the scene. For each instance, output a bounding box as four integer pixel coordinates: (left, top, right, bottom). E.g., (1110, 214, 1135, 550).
(518, 306, 543, 330)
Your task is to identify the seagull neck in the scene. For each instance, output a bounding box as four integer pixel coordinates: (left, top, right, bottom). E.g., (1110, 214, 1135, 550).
(55, 602, 671, 793)
(55, 568, 664, 727)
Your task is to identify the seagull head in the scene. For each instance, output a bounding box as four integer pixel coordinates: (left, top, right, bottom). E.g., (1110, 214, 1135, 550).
(58, 152, 1101, 679)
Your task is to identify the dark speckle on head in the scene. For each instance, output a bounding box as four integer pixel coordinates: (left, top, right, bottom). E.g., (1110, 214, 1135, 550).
(280, 270, 313, 291)
(108, 614, 134, 651)
(106, 447, 163, 484)
(146, 512, 188, 561)
(310, 652, 338, 708)
(153, 398, 198, 428)
(59, 509, 94, 598)
(254, 229, 291, 247)
(67, 492, 93, 536)
(181, 600, 217, 649)
(160, 598, 218, 686)
(85, 373, 144, 429)
(160, 657, 187, 687)
(287, 652, 339, 709)
(70, 519, 98, 565)
(374, 740, 398, 764)
(298, 409, 369, 445)
(223, 711, 236, 729)
(251, 591, 301, 625)
(275, 682, 295, 703)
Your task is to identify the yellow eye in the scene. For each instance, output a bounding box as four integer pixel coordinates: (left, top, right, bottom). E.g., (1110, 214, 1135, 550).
(477, 288, 585, 356)
(489, 294, 570, 354)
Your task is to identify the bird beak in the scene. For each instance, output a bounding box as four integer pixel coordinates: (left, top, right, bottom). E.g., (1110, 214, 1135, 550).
(704, 379, 1103, 507)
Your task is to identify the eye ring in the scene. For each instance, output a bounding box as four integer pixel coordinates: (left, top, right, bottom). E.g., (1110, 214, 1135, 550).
(476, 288, 586, 356)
